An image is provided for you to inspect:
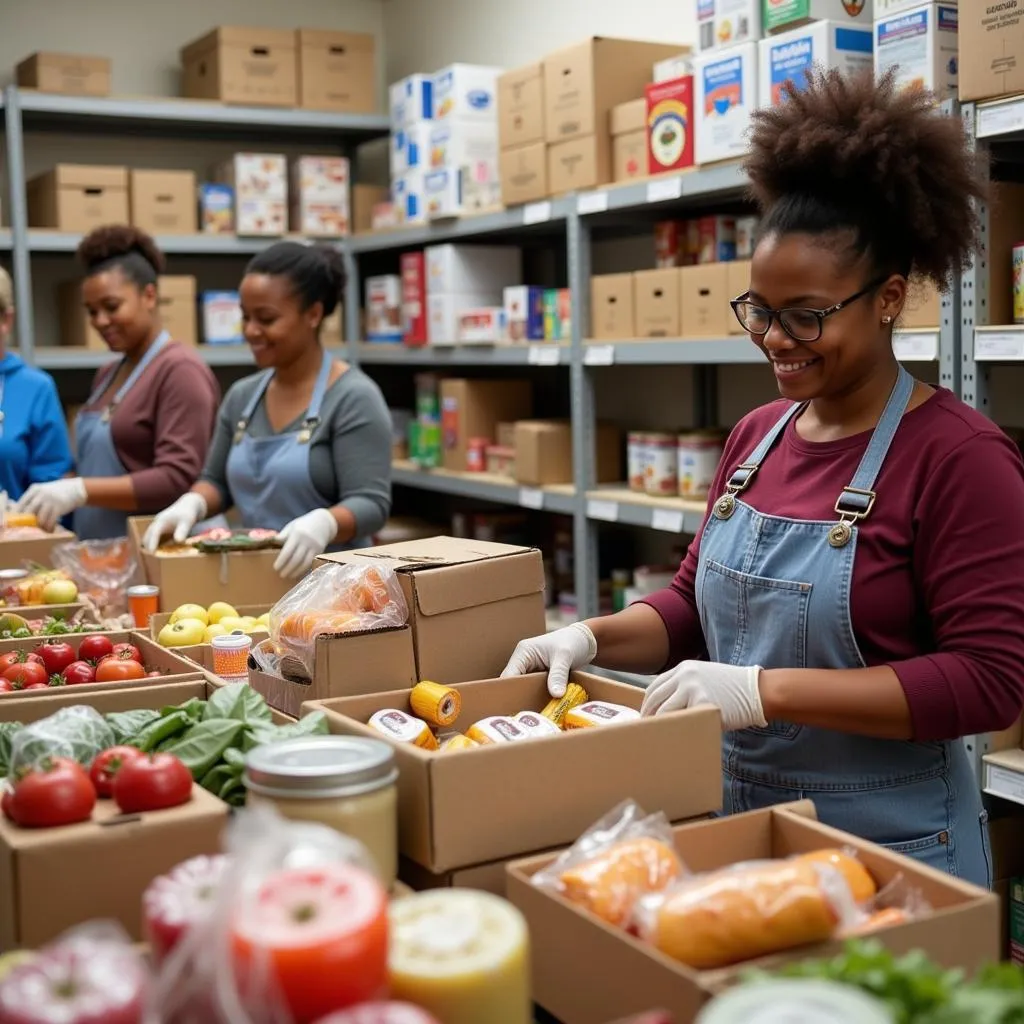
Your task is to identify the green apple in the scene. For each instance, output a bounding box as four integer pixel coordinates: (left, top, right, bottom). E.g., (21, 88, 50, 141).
(217, 615, 243, 631)
(41, 578, 78, 604)
(204, 623, 229, 642)
(170, 603, 209, 626)
(159, 617, 207, 647)
(206, 601, 239, 625)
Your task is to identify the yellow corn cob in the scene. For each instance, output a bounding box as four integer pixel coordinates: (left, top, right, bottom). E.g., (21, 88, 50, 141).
(540, 682, 589, 728)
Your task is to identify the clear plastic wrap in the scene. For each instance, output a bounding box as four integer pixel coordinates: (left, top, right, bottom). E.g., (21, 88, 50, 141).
(532, 800, 685, 928)
(50, 538, 137, 617)
(268, 563, 408, 680)
(7, 705, 116, 779)
(841, 870, 932, 937)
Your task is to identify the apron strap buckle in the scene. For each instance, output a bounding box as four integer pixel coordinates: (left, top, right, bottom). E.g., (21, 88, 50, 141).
(834, 486, 877, 521)
(726, 462, 759, 495)
(296, 417, 320, 444)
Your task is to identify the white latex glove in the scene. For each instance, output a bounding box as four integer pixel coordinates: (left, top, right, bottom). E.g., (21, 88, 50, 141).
(142, 492, 209, 552)
(274, 508, 339, 580)
(16, 478, 88, 531)
(501, 622, 598, 698)
(640, 660, 767, 731)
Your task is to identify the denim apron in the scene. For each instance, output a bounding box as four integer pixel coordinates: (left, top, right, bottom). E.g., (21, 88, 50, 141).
(696, 365, 991, 886)
(225, 353, 369, 549)
(73, 331, 170, 540)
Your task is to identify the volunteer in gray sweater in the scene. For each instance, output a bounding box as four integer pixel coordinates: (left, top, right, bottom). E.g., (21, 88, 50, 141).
(143, 242, 392, 578)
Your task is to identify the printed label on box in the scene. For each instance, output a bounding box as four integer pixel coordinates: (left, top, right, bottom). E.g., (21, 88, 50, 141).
(647, 77, 695, 175)
(769, 38, 814, 104)
(704, 54, 746, 118)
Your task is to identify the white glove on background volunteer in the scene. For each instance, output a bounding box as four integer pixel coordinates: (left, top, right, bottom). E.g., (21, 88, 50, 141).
(16, 478, 88, 531)
(274, 508, 339, 580)
(143, 492, 209, 552)
(640, 660, 767, 731)
(501, 622, 599, 698)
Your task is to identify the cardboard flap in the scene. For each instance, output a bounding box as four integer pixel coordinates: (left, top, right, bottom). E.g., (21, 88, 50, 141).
(411, 550, 545, 617)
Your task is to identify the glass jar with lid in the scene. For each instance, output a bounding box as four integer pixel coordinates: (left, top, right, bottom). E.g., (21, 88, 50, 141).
(243, 735, 399, 888)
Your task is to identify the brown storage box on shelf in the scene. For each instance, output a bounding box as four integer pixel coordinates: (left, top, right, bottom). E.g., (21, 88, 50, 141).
(127, 516, 293, 612)
(989, 183, 1024, 325)
(548, 135, 611, 195)
(681, 263, 730, 337)
(499, 63, 545, 150)
(27, 164, 129, 232)
(611, 98, 647, 183)
(181, 26, 297, 107)
(16, 52, 111, 97)
(500, 142, 548, 207)
(353, 184, 389, 233)
(959, 4, 1024, 103)
(0, 528, 76, 570)
(129, 170, 198, 235)
(304, 671, 722, 873)
(901, 279, 942, 330)
(514, 420, 621, 486)
(591, 273, 636, 339)
(508, 802, 1000, 1024)
(438, 378, 532, 472)
(297, 29, 376, 113)
(634, 267, 682, 337)
(319, 535, 546, 684)
(726, 260, 750, 335)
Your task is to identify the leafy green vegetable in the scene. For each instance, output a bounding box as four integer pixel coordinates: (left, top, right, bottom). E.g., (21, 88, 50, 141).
(204, 682, 272, 725)
(166, 697, 205, 723)
(199, 762, 238, 796)
(161, 718, 245, 778)
(243, 712, 329, 750)
(0, 722, 24, 776)
(8, 706, 115, 777)
(130, 710, 193, 752)
(105, 709, 161, 744)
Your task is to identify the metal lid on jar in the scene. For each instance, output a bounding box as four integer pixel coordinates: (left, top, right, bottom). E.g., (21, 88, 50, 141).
(244, 736, 398, 800)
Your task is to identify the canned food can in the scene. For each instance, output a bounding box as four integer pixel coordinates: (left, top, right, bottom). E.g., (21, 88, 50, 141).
(1014, 242, 1024, 325)
(627, 432, 650, 492)
(678, 431, 725, 500)
(645, 433, 678, 496)
(466, 437, 489, 473)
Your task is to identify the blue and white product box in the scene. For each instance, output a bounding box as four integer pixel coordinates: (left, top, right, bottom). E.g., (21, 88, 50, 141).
(433, 63, 502, 121)
(365, 275, 403, 344)
(874, 2, 958, 100)
(198, 183, 234, 234)
(425, 167, 463, 221)
(694, 42, 759, 165)
(698, 0, 762, 52)
(389, 74, 433, 130)
(874, 0, 938, 13)
(504, 286, 545, 341)
(393, 172, 428, 225)
(390, 120, 433, 177)
(428, 119, 499, 170)
(201, 291, 243, 345)
(759, 20, 873, 107)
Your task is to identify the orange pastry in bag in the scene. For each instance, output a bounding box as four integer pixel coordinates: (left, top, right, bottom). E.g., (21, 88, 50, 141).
(794, 849, 877, 904)
(559, 837, 682, 927)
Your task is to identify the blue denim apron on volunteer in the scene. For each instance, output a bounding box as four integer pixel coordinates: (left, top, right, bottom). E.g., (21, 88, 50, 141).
(695, 365, 991, 887)
(73, 331, 170, 541)
(224, 352, 369, 549)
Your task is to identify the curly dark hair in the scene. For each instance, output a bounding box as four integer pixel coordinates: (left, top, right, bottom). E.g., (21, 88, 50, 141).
(743, 69, 987, 290)
(77, 225, 165, 288)
(246, 242, 346, 318)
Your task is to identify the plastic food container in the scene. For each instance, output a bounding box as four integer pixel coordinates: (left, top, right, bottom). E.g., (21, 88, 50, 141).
(126, 584, 160, 628)
(210, 631, 252, 677)
(677, 430, 725, 500)
(644, 433, 678, 496)
(467, 436, 489, 472)
(243, 736, 399, 887)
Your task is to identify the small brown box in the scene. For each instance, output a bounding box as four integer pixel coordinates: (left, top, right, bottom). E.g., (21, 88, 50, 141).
(353, 184, 389, 233)
(16, 52, 110, 97)
(726, 260, 752, 335)
(28, 164, 129, 232)
(297, 29, 376, 113)
(610, 98, 646, 135)
(499, 63, 545, 149)
(548, 134, 611, 196)
(591, 273, 636, 339)
(514, 420, 621, 486)
(180, 26, 297, 108)
(634, 267, 682, 337)
(500, 143, 548, 206)
(130, 170, 198, 235)
(958, 3, 1024, 103)
(613, 131, 647, 182)
(438, 378, 533, 472)
(680, 263, 730, 337)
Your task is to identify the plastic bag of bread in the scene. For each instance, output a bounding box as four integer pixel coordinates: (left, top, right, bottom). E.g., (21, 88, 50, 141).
(634, 855, 864, 969)
(532, 800, 685, 928)
(839, 869, 931, 938)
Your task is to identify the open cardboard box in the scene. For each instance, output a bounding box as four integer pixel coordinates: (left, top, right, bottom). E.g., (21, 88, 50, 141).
(507, 802, 1000, 1024)
(303, 671, 722, 874)
(128, 516, 293, 611)
(318, 535, 546, 682)
(148, 604, 270, 669)
(0, 527, 76, 570)
(0, 602, 85, 625)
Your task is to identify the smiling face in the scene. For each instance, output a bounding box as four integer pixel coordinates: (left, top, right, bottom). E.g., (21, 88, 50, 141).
(239, 272, 323, 370)
(82, 267, 157, 355)
(747, 231, 905, 403)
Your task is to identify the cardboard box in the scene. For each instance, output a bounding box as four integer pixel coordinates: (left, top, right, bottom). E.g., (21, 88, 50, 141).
(543, 38, 687, 144)
(610, 98, 646, 136)
(297, 29, 375, 113)
(198, 183, 234, 234)
(27, 164, 129, 232)
(127, 516, 293, 612)
(439, 379, 532, 470)
(694, 42, 759, 165)
(201, 290, 242, 344)
(959, 1, 1020, 102)
(306, 671, 722, 872)
(504, 286, 545, 341)
(499, 64, 545, 149)
(875, 3, 958, 100)
(901, 278, 942, 328)
(654, 54, 695, 83)
(427, 292, 503, 346)
(514, 421, 622, 486)
(129, 170, 197, 235)
(393, 170, 427, 226)
(876, 0, 938, 10)
(697, 215, 737, 263)
(319, 535, 546, 684)
(389, 74, 433, 128)
(428, 120, 499, 172)
(401, 252, 428, 346)
(290, 155, 349, 237)
(764, 0, 873, 34)
(591, 273, 636, 339)
(727, 259, 753, 334)
(634, 268, 682, 337)
(218, 153, 287, 237)
(508, 802, 1000, 1024)
(500, 143, 548, 206)
(426, 244, 521, 296)
(548, 134, 611, 195)
(16, 52, 110, 97)
(646, 76, 696, 176)
(391, 120, 432, 177)
(180, 26, 297, 107)
(0, 528, 76, 570)
(366, 274, 402, 343)
(610, 99, 648, 183)
(681, 263, 730, 337)
(698, 0, 763, 51)
(433, 63, 501, 121)
(353, 184, 389, 233)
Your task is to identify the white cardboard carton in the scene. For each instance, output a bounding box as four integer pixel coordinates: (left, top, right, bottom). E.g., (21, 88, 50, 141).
(764, 0, 873, 34)
(389, 74, 433, 129)
(428, 119, 499, 169)
(433, 64, 502, 122)
(694, 42, 759, 165)
(697, 0, 762, 52)
(393, 171, 427, 225)
(390, 120, 432, 177)
(427, 291, 503, 346)
(425, 244, 522, 296)
(874, 2, 958, 100)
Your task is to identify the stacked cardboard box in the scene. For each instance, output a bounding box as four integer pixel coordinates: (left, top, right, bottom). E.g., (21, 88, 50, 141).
(873, 1, 957, 100)
(389, 73, 434, 225)
(498, 63, 548, 206)
(958, 1, 1021, 102)
(290, 156, 350, 237)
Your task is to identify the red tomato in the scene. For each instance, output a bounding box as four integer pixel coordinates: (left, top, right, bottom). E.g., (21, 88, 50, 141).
(143, 853, 230, 964)
(63, 661, 96, 685)
(25, 653, 45, 665)
(89, 746, 144, 798)
(113, 753, 192, 813)
(77, 634, 114, 664)
(231, 864, 389, 1022)
(35, 641, 76, 676)
(1, 785, 13, 822)
(0, 680, 11, 694)
(110, 643, 141, 663)
(0, 652, 23, 671)
(8, 758, 96, 828)
(3, 661, 49, 689)
(313, 1006, 441, 1024)
(94, 659, 146, 683)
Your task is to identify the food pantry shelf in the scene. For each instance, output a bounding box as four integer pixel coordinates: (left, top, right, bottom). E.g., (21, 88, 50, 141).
(0, 230, 11, 252)
(585, 486, 708, 534)
(26, 232, 314, 255)
(33, 345, 255, 370)
(983, 749, 1024, 807)
(583, 338, 761, 365)
(356, 343, 568, 366)
(976, 95, 1024, 142)
(974, 326, 1024, 362)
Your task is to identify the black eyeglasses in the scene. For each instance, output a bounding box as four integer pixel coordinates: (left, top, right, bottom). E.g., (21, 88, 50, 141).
(730, 277, 887, 344)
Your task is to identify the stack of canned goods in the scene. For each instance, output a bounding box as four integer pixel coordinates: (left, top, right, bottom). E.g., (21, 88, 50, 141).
(628, 429, 725, 500)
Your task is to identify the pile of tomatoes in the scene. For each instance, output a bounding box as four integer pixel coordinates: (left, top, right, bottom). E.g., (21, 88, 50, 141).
(0, 636, 160, 693)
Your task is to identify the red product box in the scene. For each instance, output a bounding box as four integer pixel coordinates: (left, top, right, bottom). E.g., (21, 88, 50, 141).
(645, 76, 695, 177)
(401, 251, 427, 346)
(655, 221, 684, 269)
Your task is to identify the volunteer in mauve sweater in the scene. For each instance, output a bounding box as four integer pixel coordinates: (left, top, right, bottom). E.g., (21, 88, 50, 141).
(17, 227, 219, 539)
(503, 71, 1024, 887)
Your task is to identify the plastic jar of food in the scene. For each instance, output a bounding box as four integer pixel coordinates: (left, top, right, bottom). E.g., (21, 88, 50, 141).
(244, 735, 399, 888)
(677, 430, 725, 500)
(467, 437, 489, 472)
(627, 432, 650, 492)
(210, 631, 252, 678)
(644, 433, 679, 496)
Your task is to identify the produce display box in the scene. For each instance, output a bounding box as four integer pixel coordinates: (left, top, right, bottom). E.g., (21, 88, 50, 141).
(127, 516, 292, 612)
(148, 604, 270, 667)
(304, 671, 722, 874)
(507, 802, 1000, 1024)
(0, 528, 76, 571)
(0, 784, 228, 949)
(319, 535, 547, 683)
(0, 602, 85, 624)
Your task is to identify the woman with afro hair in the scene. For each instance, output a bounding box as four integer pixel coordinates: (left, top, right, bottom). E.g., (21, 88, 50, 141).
(504, 70, 1024, 885)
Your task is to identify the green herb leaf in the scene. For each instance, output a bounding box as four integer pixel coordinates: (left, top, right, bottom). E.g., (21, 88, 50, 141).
(130, 710, 192, 752)
(161, 718, 245, 779)
(204, 683, 271, 725)
(105, 709, 162, 744)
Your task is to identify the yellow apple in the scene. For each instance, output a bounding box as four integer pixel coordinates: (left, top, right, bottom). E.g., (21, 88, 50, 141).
(206, 601, 239, 625)
(159, 617, 207, 647)
(204, 623, 229, 642)
(239, 616, 257, 632)
(170, 603, 209, 626)
(218, 615, 243, 631)
(42, 579, 78, 604)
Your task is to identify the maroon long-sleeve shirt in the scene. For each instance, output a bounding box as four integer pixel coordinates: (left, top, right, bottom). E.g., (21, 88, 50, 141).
(641, 387, 1024, 742)
(85, 343, 220, 511)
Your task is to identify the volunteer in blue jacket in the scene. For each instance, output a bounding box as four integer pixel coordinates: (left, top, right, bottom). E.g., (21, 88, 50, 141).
(0, 267, 74, 502)
(142, 242, 392, 579)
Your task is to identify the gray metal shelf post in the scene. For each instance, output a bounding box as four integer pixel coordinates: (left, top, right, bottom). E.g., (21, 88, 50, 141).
(4, 86, 35, 358)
